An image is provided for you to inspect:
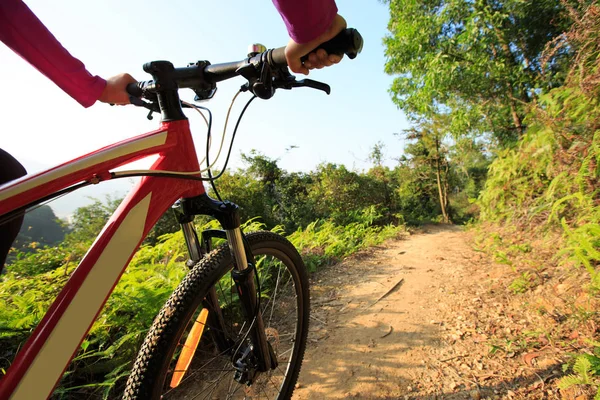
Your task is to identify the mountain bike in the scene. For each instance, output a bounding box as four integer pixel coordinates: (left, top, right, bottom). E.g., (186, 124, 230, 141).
(0, 29, 363, 399)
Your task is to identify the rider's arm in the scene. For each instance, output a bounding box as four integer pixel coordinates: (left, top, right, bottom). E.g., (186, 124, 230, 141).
(0, 0, 132, 107)
(271, 0, 346, 75)
(272, 0, 338, 44)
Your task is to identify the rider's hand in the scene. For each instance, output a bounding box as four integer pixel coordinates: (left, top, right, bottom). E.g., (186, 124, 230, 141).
(285, 14, 347, 75)
(98, 73, 137, 105)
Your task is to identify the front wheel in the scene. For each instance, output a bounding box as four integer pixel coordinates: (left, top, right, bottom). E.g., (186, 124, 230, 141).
(123, 231, 309, 400)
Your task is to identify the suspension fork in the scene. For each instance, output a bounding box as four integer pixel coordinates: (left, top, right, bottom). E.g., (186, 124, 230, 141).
(177, 214, 231, 352)
(174, 194, 273, 372)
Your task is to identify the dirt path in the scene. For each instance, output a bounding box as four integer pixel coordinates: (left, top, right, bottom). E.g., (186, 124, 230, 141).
(293, 225, 565, 400)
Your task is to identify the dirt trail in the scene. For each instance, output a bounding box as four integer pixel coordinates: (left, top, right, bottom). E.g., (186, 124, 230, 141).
(293, 225, 564, 400)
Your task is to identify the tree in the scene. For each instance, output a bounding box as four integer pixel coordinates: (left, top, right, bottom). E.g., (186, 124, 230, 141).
(402, 117, 452, 223)
(369, 141, 386, 168)
(383, 0, 572, 146)
(367, 142, 395, 223)
(308, 163, 374, 225)
(66, 197, 180, 246)
(450, 135, 490, 199)
(241, 150, 282, 184)
(68, 197, 121, 244)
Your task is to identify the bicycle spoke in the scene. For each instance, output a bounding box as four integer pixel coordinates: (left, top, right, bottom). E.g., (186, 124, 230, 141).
(194, 366, 231, 400)
(259, 383, 271, 399)
(268, 375, 282, 396)
(226, 370, 237, 399)
(226, 381, 244, 399)
(264, 277, 292, 318)
(278, 347, 293, 359)
(217, 280, 228, 310)
(267, 264, 283, 328)
(163, 346, 233, 397)
(202, 371, 225, 400)
(276, 363, 288, 377)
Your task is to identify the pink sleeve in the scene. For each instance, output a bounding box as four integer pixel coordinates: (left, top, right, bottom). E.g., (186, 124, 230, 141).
(272, 0, 337, 44)
(0, 0, 106, 108)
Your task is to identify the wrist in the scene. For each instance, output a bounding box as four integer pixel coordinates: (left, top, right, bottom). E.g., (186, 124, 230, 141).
(309, 14, 347, 49)
(284, 14, 347, 75)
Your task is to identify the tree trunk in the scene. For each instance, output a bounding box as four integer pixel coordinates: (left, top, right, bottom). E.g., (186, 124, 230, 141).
(484, 7, 529, 136)
(434, 137, 449, 223)
(509, 98, 524, 136)
(443, 161, 451, 222)
(383, 177, 392, 224)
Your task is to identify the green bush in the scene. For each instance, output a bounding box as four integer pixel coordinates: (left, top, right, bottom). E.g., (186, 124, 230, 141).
(1, 208, 404, 398)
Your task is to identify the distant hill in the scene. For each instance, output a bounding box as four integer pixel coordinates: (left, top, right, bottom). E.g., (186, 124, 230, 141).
(12, 205, 66, 252)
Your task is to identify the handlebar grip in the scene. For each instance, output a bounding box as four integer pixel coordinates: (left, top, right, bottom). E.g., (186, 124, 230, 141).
(271, 28, 364, 67)
(126, 82, 144, 97)
(301, 28, 363, 62)
(271, 47, 288, 66)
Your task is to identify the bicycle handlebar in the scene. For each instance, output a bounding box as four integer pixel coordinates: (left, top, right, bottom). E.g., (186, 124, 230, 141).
(204, 28, 362, 83)
(126, 28, 363, 102)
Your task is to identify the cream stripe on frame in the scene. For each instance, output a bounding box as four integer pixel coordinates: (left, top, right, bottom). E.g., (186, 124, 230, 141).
(0, 131, 168, 202)
(10, 193, 152, 400)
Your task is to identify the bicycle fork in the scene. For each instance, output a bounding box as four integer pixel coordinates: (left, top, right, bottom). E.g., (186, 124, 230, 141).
(174, 194, 274, 382)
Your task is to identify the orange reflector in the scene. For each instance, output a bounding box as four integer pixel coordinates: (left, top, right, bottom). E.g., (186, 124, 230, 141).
(170, 308, 209, 388)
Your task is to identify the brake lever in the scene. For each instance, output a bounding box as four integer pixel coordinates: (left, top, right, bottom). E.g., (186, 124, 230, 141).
(273, 75, 331, 95)
(129, 96, 160, 120)
(292, 79, 331, 95)
(129, 96, 148, 107)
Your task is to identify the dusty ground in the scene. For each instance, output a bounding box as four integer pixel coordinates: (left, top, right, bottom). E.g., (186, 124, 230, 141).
(292, 225, 584, 400)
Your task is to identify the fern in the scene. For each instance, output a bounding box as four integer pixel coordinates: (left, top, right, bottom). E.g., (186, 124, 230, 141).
(559, 340, 600, 396)
(559, 355, 600, 393)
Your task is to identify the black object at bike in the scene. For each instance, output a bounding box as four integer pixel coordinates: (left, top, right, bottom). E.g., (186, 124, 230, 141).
(270, 28, 363, 66)
(126, 28, 363, 121)
(178, 194, 241, 230)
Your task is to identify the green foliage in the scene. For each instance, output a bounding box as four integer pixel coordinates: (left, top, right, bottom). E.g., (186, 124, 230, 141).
(217, 151, 459, 230)
(478, 2, 600, 291)
(402, 116, 454, 222)
(0, 191, 405, 398)
(143, 209, 181, 246)
(0, 235, 189, 398)
(559, 342, 600, 398)
(288, 206, 403, 272)
(68, 197, 121, 245)
(475, 6, 600, 395)
(383, 0, 571, 144)
(478, 1, 600, 256)
(6, 242, 82, 277)
(509, 271, 536, 294)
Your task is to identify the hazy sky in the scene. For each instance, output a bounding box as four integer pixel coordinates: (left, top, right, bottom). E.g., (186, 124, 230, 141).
(0, 0, 411, 215)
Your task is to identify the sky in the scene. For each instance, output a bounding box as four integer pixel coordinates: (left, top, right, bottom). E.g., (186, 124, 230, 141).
(0, 0, 411, 216)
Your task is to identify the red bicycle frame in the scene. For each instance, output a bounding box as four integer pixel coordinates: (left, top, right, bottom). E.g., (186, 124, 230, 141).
(0, 119, 205, 399)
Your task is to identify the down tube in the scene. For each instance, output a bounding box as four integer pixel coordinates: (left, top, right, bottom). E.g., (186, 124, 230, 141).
(0, 174, 203, 399)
